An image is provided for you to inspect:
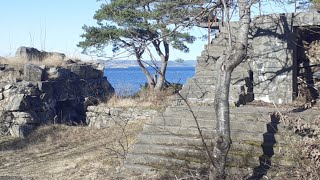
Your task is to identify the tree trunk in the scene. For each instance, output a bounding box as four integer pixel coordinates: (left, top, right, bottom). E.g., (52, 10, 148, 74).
(155, 56, 168, 91)
(153, 38, 169, 91)
(211, 57, 232, 179)
(210, 0, 251, 179)
(136, 59, 155, 89)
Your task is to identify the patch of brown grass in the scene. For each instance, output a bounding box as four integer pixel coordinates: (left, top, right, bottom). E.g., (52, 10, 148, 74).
(105, 84, 180, 110)
(0, 56, 67, 70)
(107, 95, 155, 108)
(0, 120, 145, 179)
(271, 112, 320, 179)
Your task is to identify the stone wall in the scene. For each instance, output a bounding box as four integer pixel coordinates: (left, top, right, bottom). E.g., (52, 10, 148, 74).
(0, 47, 114, 137)
(197, 12, 320, 105)
(247, 12, 320, 104)
(248, 14, 295, 103)
(86, 104, 159, 128)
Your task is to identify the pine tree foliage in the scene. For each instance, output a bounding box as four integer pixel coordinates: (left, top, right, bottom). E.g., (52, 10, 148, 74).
(78, 0, 202, 90)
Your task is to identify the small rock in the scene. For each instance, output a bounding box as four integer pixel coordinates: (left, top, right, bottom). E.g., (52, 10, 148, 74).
(9, 124, 35, 138)
(4, 84, 12, 90)
(3, 94, 25, 111)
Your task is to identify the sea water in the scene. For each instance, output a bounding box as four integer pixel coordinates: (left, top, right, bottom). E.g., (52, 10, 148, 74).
(104, 66, 195, 95)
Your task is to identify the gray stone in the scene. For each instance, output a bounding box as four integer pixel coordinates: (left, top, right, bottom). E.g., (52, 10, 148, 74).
(9, 124, 35, 138)
(15, 46, 66, 62)
(4, 84, 12, 90)
(3, 94, 26, 111)
(23, 64, 43, 81)
(12, 112, 35, 124)
(86, 105, 159, 128)
(45, 67, 72, 80)
(43, 52, 66, 61)
(15, 46, 42, 61)
(0, 49, 114, 138)
(68, 64, 103, 79)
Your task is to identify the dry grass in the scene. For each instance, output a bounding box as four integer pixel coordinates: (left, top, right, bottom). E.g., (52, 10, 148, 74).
(270, 112, 320, 179)
(0, 120, 145, 179)
(107, 95, 155, 108)
(0, 56, 67, 70)
(106, 84, 181, 109)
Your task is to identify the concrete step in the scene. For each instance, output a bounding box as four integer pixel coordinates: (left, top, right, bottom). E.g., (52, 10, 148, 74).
(206, 35, 235, 47)
(205, 46, 228, 54)
(181, 82, 215, 91)
(163, 106, 276, 118)
(197, 56, 218, 64)
(130, 144, 208, 163)
(149, 117, 283, 134)
(137, 129, 288, 147)
(130, 143, 262, 166)
(163, 107, 215, 119)
(219, 26, 239, 33)
(211, 38, 232, 47)
(194, 70, 216, 77)
(127, 144, 294, 174)
(136, 134, 210, 148)
(215, 31, 237, 39)
(125, 153, 205, 170)
(179, 91, 216, 101)
(129, 139, 296, 165)
(134, 133, 293, 158)
(143, 124, 215, 138)
(185, 77, 216, 85)
(201, 48, 226, 57)
(195, 61, 217, 70)
(124, 154, 257, 177)
(180, 86, 215, 96)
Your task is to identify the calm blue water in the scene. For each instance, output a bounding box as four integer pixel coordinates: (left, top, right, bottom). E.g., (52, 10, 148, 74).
(104, 67, 195, 95)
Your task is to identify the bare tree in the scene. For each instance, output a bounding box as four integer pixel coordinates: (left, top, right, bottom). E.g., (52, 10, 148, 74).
(210, 0, 257, 179)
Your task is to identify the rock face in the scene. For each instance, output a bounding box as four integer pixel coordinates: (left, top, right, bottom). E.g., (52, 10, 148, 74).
(15, 46, 66, 62)
(0, 48, 114, 138)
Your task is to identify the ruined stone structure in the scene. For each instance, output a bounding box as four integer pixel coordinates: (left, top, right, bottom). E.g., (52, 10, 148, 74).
(86, 105, 159, 128)
(124, 12, 320, 178)
(0, 47, 114, 137)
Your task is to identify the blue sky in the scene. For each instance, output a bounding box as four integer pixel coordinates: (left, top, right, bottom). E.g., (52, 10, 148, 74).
(0, 0, 297, 61)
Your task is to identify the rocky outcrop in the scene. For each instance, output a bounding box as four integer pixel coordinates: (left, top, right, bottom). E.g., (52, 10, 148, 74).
(15, 46, 66, 62)
(0, 48, 114, 138)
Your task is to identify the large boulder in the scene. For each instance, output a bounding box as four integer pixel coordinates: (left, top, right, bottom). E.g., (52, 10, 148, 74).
(24, 64, 44, 81)
(68, 64, 103, 79)
(16, 47, 43, 61)
(15, 46, 66, 62)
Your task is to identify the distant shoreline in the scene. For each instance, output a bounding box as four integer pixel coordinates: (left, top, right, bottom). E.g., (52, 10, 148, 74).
(106, 65, 196, 69)
(98, 60, 196, 69)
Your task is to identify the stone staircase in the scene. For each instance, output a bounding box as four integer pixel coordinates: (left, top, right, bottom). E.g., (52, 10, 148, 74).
(124, 25, 296, 178)
(179, 24, 250, 105)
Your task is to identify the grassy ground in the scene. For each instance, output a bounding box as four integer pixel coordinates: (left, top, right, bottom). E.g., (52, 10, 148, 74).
(0, 120, 145, 180)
